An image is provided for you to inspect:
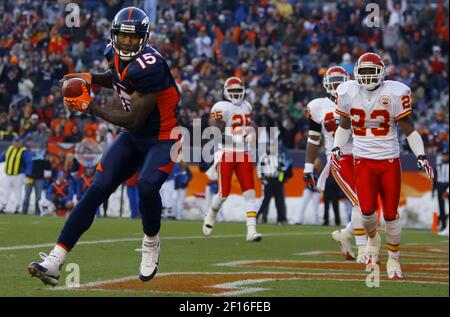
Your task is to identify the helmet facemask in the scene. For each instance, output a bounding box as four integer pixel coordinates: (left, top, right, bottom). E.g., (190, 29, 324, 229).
(323, 73, 349, 97)
(224, 77, 245, 104)
(354, 64, 384, 90)
(112, 29, 148, 61)
(224, 87, 245, 104)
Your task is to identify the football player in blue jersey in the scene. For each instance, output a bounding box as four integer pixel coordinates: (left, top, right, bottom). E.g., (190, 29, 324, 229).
(28, 7, 180, 286)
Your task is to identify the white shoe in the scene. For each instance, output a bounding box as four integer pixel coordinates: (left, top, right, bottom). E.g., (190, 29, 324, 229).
(386, 256, 404, 279)
(246, 232, 262, 242)
(28, 251, 64, 286)
(438, 227, 449, 237)
(365, 233, 381, 266)
(332, 229, 355, 260)
(202, 212, 217, 236)
(139, 235, 160, 282)
(356, 246, 366, 264)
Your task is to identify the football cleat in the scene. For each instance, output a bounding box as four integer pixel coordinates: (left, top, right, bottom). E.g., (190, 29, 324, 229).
(139, 235, 160, 282)
(332, 229, 355, 261)
(386, 256, 404, 280)
(356, 246, 367, 264)
(365, 233, 381, 266)
(246, 232, 263, 242)
(28, 251, 64, 287)
(202, 212, 217, 236)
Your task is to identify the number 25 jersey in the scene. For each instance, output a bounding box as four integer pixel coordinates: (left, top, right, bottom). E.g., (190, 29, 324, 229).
(211, 100, 252, 152)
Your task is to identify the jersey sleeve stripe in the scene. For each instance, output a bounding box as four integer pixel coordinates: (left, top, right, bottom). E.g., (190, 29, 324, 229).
(335, 109, 350, 118)
(394, 110, 412, 121)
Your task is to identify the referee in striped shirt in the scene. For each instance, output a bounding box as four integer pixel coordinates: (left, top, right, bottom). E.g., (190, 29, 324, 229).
(256, 144, 288, 225)
(433, 145, 449, 232)
(0, 136, 32, 214)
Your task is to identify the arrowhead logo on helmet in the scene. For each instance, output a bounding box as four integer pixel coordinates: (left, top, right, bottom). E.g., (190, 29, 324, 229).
(224, 77, 245, 104)
(354, 52, 385, 90)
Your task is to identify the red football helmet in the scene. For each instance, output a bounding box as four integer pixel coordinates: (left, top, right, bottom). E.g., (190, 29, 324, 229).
(354, 53, 385, 90)
(323, 66, 350, 96)
(224, 77, 245, 104)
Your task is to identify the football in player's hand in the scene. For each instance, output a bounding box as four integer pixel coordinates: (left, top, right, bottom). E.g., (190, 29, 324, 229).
(62, 77, 90, 98)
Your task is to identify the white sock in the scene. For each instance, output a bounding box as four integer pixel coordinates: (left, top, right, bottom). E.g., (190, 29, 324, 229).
(343, 221, 353, 235)
(385, 218, 401, 259)
(362, 213, 378, 238)
(144, 234, 158, 242)
(51, 245, 68, 264)
(247, 225, 256, 235)
(351, 206, 367, 246)
(210, 194, 226, 212)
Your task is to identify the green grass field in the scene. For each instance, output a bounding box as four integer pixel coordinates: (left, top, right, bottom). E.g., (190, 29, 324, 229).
(0, 214, 448, 297)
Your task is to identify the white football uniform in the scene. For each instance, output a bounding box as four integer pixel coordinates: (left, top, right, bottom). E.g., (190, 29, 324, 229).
(306, 97, 353, 158)
(336, 80, 412, 160)
(210, 100, 253, 152)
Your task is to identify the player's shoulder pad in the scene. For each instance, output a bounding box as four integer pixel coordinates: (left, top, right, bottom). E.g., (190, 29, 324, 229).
(306, 97, 327, 112)
(104, 42, 114, 61)
(336, 80, 358, 98)
(383, 80, 411, 97)
(242, 100, 252, 110)
(211, 101, 230, 113)
(126, 45, 165, 80)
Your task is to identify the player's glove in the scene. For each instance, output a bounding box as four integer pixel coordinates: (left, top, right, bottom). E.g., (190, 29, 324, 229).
(303, 173, 316, 190)
(59, 72, 92, 85)
(331, 146, 344, 172)
(63, 84, 93, 114)
(417, 155, 434, 180)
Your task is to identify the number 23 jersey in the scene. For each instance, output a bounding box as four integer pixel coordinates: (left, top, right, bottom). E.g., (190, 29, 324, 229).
(335, 80, 412, 160)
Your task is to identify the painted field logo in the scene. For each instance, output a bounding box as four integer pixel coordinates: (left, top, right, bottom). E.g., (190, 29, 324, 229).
(74, 261, 447, 296)
(59, 245, 447, 296)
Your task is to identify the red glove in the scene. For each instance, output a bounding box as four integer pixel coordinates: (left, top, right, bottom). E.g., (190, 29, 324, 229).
(63, 83, 93, 114)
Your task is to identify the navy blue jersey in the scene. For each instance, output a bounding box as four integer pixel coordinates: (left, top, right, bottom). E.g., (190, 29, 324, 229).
(104, 43, 180, 139)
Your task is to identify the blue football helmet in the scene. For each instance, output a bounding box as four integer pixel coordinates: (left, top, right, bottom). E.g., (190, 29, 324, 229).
(111, 7, 150, 61)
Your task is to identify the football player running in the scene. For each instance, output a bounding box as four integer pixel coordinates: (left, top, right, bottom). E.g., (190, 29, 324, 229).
(305, 66, 367, 263)
(332, 52, 434, 279)
(202, 77, 262, 242)
(28, 7, 180, 286)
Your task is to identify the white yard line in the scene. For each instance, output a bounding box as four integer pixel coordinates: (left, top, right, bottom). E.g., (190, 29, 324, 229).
(0, 232, 328, 252)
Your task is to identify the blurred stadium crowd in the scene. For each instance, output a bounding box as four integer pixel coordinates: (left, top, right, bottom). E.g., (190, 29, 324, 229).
(0, 0, 448, 214)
